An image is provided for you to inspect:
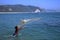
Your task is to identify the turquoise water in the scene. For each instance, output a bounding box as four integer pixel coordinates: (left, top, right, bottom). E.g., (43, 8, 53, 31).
(0, 12, 60, 40)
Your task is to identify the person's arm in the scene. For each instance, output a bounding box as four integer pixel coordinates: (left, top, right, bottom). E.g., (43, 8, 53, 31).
(18, 25, 24, 30)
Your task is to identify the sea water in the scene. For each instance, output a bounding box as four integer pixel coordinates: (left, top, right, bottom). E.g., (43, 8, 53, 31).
(0, 12, 60, 40)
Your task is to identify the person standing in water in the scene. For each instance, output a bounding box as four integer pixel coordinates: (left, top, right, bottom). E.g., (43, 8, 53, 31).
(13, 26, 19, 36)
(13, 20, 25, 36)
(13, 25, 23, 36)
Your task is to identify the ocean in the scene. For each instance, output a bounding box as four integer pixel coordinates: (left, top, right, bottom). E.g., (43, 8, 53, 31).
(0, 12, 60, 40)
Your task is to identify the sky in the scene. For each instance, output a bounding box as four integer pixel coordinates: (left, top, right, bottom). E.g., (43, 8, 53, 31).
(0, 0, 60, 10)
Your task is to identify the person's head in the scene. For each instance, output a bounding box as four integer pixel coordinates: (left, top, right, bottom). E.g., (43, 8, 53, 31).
(15, 26, 18, 29)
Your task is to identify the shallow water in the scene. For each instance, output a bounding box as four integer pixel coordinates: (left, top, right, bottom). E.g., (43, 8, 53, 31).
(0, 12, 60, 40)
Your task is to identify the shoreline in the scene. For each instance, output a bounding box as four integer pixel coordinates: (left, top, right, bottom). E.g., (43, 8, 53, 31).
(0, 12, 37, 14)
(0, 12, 59, 14)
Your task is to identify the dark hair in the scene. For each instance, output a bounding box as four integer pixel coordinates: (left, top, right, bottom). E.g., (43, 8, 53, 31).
(15, 26, 18, 29)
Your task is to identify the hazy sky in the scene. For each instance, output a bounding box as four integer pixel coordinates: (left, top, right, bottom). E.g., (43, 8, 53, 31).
(0, 0, 60, 10)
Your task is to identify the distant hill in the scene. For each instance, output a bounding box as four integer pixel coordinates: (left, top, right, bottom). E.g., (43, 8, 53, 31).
(0, 5, 42, 12)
